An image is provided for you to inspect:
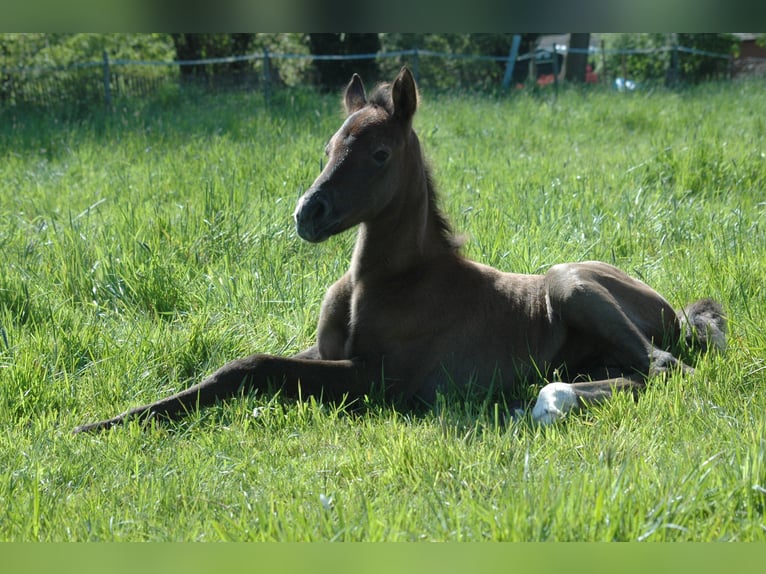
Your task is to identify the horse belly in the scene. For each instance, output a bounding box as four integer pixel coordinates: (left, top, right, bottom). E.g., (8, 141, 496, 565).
(348, 262, 554, 401)
(417, 302, 555, 400)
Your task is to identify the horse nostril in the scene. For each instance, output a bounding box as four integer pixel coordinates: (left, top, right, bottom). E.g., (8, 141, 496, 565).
(296, 192, 331, 226)
(295, 192, 333, 243)
(307, 195, 329, 222)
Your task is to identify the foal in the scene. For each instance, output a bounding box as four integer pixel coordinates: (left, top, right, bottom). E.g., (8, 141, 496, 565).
(74, 67, 726, 433)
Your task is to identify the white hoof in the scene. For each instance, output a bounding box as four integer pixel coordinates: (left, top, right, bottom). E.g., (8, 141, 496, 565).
(532, 382, 578, 425)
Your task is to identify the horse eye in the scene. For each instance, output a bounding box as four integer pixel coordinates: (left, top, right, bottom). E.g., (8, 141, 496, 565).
(373, 149, 390, 164)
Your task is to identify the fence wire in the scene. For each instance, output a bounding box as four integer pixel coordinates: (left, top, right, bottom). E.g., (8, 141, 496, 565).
(0, 45, 753, 110)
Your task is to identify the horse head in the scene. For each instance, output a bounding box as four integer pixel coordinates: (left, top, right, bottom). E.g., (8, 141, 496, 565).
(294, 67, 419, 243)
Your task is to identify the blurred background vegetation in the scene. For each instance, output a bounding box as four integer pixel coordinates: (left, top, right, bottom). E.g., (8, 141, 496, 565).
(0, 33, 756, 111)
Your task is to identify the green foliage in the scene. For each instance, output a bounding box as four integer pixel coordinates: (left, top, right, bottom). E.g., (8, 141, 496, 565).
(0, 81, 765, 541)
(307, 34, 381, 90)
(677, 33, 739, 82)
(1, 34, 747, 111)
(378, 33, 522, 90)
(0, 33, 174, 68)
(601, 33, 738, 85)
(0, 34, 311, 108)
(0, 34, 176, 108)
(601, 33, 672, 82)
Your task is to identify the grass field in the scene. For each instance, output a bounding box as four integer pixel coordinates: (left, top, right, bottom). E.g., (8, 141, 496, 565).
(1, 80, 765, 541)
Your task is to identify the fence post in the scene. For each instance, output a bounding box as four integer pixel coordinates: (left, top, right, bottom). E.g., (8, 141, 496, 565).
(502, 34, 522, 90)
(262, 47, 271, 101)
(621, 53, 627, 81)
(102, 50, 112, 107)
(666, 43, 680, 87)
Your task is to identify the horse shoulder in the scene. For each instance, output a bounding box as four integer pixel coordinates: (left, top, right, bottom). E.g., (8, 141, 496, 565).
(317, 273, 353, 360)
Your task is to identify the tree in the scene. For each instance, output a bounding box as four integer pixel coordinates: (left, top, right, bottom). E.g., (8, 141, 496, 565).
(379, 34, 540, 89)
(602, 33, 738, 85)
(0, 33, 175, 106)
(307, 33, 381, 90)
(676, 33, 738, 82)
(565, 33, 591, 83)
(602, 33, 671, 83)
(170, 34, 255, 86)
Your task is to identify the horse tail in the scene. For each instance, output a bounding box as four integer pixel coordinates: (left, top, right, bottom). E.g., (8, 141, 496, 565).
(677, 298, 727, 353)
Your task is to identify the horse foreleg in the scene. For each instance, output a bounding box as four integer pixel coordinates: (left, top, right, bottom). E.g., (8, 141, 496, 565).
(73, 351, 366, 433)
(531, 375, 647, 425)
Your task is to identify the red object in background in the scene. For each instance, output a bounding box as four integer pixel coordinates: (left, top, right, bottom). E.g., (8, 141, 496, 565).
(525, 64, 598, 88)
(585, 64, 599, 84)
(536, 74, 555, 86)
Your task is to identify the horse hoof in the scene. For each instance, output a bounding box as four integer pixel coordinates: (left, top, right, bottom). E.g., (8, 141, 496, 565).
(532, 382, 577, 425)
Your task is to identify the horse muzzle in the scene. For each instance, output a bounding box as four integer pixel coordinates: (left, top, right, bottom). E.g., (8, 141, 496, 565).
(294, 191, 336, 243)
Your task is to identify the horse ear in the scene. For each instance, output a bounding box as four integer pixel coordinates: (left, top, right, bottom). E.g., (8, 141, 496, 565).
(392, 67, 418, 125)
(344, 73, 367, 114)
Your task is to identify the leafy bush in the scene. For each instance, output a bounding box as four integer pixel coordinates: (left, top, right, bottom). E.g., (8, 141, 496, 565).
(601, 33, 671, 83)
(677, 33, 738, 82)
(601, 33, 738, 85)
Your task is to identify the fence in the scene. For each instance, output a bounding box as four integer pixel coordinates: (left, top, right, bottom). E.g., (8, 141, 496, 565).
(0, 42, 751, 110)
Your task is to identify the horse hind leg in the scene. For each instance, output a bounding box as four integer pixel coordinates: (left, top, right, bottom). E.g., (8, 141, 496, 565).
(530, 329, 710, 425)
(530, 305, 723, 425)
(530, 334, 693, 426)
(531, 264, 695, 425)
(530, 341, 706, 425)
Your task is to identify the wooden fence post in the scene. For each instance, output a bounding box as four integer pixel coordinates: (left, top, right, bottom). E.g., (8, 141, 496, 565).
(102, 50, 112, 107)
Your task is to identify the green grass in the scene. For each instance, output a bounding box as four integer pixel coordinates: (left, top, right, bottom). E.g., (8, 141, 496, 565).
(1, 81, 765, 541)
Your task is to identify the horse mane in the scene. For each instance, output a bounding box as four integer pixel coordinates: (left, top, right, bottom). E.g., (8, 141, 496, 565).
(424, 162, 464, 251)
(367, 83, 462, 252)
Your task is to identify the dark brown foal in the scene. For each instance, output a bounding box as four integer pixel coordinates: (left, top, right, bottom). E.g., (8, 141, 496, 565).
(74, 67, 725, 433)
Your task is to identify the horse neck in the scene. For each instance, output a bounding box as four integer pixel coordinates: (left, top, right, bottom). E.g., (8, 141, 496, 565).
(350, 133, 454, 281)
